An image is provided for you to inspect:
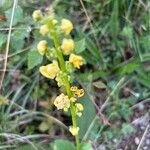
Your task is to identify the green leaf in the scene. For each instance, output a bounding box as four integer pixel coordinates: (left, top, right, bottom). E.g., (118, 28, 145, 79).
(93, 81, 107, 89)
(140, 35, 150, 52)
(121, 26, 133, 39)
(75, 38, 86, 54)
(116, 62, 141, 75)
(119, 103, 131, 121)
(16, 145, 36, 150)
(76, 29, 102, 63)
(5, 5, 23, 26)
(81, 143, 92, 150)
(103, 131, 113, 140)
(121, 123, 134, 135)
(0, 33, 6, 48)
(77, 94, 97, 140)
(78, 71, 109, 82)
(110, 0, 119, 41)
(0, 0, 12, 12)
(28, 50, 43, 70)
(53, 139, 75, 150)
(10, 29, 29, 50)
(17, 144, 51, 150)
(39, 121, 50, 132)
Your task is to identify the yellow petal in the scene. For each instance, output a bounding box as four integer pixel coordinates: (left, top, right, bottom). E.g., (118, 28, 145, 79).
(69, 126, 79, 136)
(61, 39, 74, 55)
(32, 10, 42, 21)
(37, 40, 48, 55)
(69, 54, 84, 69)
(61, 19, 73, 35)
(40, 24, 49, 36)
(39, 62, 60, 79)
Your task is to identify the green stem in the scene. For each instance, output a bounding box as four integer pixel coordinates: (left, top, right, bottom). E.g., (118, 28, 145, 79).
(52, 26, 80, 150)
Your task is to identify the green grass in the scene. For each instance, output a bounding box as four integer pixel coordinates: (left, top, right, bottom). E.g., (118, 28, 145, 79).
(0, 0, 149, 149)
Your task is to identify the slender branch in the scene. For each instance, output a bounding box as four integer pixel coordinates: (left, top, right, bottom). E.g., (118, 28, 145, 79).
(0, 0, 18, 93)
(136, 124, 149, 150)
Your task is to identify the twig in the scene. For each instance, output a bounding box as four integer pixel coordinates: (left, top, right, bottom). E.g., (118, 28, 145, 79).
(131, 98, 150, 109)
(136, 124, 149, 150)
(0, 46, 31, 61)
(81, 76, 126, 141)
(79, 0, 102, 57)
(77, 78, 110, 126)
(101, 77, 126, 111)
(0, 0, 18, 93)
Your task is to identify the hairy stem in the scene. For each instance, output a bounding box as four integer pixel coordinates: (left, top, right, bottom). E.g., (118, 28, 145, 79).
(52, 25, 80, 150)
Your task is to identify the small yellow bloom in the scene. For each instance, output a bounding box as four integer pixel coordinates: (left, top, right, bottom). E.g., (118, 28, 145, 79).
(39, 61, 60, 79)
(70, 86, 78, 92)
(70, 97, 77, 102)
(70, 86, 84, 97)
(75, 103, 84, 117)
(54, 93, 70, 111)
(40, 24, 50, 36)
(32, 10, 42, 21)
(61, 19, 73, 35)
(69, 126, 79, 136)
(69, 54, 84, 69)
(75, 89, 84, 97)
(75, 103, 84, 111)
(61, 39, 75, 55)
(37, 40, 48, 55)
(0, 96, 9, 105)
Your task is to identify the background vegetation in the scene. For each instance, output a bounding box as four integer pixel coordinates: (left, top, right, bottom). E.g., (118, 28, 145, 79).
(0, 0, 149, 150)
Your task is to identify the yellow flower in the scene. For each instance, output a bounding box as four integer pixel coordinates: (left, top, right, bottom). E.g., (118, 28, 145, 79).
(75, 89, 84, 97)
(37, 40, 48, 55)
(70, 86, 78, 92)
(75, 103, 84, 111)
(61, 39, 75, 55)
(61, 19, 73, 35)
(40, 24, 49, 36)
(32, 10, 42, 21)
(69, 126, 79, 136)
(39, 61, 60, 79)
(70, 86, 84, 97)
(0, 96, 9, 105)
(54, 93, 70, 111)
(69, 54, 84, 69)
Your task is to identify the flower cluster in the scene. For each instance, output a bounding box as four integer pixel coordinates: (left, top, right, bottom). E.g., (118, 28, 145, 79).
(54, 93, 70, 111)
(71, 86, 84, 98)
(33, 9, 85, 137)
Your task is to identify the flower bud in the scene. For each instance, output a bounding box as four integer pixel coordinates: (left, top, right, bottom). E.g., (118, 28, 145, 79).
(54, 93, 70, 111)
(52, 19, 58, 25)
(69, 126, 79, 136)
(0, 96, 9, 105)
(70, 86, 78, 92)
(61, 39, 74, 55)
(37, 40, 48, 55)
(75, 103, 84, 111)
(40, 24, 50, 36)
(70, 97, 77, 102)
(32, 10, 42, 21)
(61, 19, 73, 35)
(75, 89, 84, 97)
(39, 61, 60, 79)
